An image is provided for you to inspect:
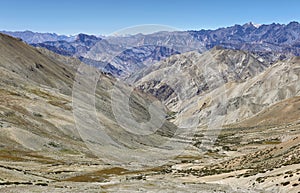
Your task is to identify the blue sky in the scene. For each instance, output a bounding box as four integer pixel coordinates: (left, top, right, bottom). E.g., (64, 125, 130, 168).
(1, 0, 299, 35)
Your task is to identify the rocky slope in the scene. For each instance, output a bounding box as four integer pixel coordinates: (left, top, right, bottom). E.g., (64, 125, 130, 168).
(134, 47, 300, 125)
(0, 33, 299, 192)
(170, 96, 300, 193)
(0, 33, 190, 191)
(0, 32, 182, 159)
(132, 47, 269, 111)
(132, 47, 300, 192)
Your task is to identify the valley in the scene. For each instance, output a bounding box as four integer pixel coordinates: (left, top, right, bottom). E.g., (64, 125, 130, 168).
(0, 21, 300, 193)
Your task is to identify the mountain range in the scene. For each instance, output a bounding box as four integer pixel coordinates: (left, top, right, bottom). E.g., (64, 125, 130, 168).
(3, 22, 300, 77)
(0, 21, 300, 192)
(0, 30, 76, 44)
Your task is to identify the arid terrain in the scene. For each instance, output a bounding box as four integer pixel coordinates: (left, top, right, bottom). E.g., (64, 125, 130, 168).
(0, 29, 299, 193)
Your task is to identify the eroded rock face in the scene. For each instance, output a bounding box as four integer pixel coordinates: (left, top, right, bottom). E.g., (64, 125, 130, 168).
(134, 47, 300, 127)
(133, 48, 269, 111)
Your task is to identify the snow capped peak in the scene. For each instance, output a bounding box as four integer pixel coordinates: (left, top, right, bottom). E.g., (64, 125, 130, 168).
(243, 22, 261, 28)
(253, 23, 262, 28)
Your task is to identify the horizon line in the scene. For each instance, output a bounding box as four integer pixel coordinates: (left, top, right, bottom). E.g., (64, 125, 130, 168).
(1, 20, 298, 37)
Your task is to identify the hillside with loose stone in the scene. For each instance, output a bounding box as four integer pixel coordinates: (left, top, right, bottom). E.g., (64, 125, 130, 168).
(0, 33, 299, 192)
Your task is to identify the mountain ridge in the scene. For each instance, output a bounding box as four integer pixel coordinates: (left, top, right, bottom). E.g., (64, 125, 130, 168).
(3, 21, 300, 77)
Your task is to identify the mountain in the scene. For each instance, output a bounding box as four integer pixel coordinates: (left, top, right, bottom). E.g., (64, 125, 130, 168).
(134, 46, 300, 126)
(33, 34, 182, 76)
(6, 21, 299, 78)
(131, 47, 300, 192)
(0, 30, 300, 192)
(109, 45, 180, 74)
(0, 30, 75, 44)
(0, 32, 179, 157)
(176, 99, 300, 192)
(78, 56, 123, 76)
(31, 34, 127, 76)
(132, 47, 269, 110)
(0, 33, 187, 190)
(32, 33, 102, 56)
(188, 21, 300, 58)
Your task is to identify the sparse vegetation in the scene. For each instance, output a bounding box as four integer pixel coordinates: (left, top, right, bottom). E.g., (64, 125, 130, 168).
(281, 181, 290, 186)
(33, 112, 43, 117)
(59, 148, 79, 155)
(166, 111, 177, 120)
(48, 141, 60, 148)
(3, 111, 15, 117)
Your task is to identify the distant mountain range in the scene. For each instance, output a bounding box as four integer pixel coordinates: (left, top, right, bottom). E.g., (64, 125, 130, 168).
(2, 21, 300, 77)
(189, 22, 300, 50)
(0, 30, 76, 44)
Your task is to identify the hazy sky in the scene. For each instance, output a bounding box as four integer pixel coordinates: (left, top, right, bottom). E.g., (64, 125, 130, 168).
(1, 0, 299, 35)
